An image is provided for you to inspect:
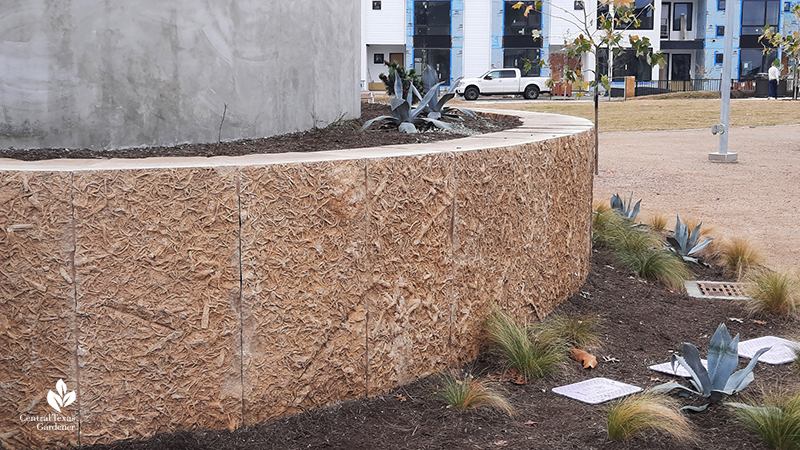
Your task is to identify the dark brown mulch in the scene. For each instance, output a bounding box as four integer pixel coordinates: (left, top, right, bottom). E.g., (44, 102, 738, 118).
(0, 103, 521, 162)
(79, 247, 799, 450)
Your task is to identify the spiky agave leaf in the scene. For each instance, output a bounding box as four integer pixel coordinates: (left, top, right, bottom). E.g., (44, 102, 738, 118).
(706, 323, 740, 391)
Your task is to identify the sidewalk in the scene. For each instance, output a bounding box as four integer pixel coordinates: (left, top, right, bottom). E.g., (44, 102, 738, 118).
(594, 124, 800, 270)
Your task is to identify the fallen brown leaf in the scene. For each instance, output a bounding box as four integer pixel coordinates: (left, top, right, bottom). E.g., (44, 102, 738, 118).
(571, 348, 598, 369)
(753, 319, 767, 325)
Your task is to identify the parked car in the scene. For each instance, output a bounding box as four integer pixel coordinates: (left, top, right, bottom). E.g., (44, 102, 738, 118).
(455, 68, 551, 100)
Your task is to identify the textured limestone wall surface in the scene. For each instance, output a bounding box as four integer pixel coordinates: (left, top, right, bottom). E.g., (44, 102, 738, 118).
(0, 0, 360, 150)
(0, 126, 592, 449)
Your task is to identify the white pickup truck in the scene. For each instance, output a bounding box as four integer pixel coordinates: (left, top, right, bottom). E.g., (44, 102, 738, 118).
(455, 68, 550, 100)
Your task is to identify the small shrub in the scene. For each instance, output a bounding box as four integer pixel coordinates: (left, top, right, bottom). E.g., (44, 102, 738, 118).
(618, 248, 690, 291)
(728, 389, 800, 450)
(746, 270, 799, 315)
(532, 314, 600, 349)
(606, 392, 694, 443)
(438, 372, 514, 416)
(647, 213, 668, 233)
(486, 305, 566, 381)
(718, 237, 765, 280)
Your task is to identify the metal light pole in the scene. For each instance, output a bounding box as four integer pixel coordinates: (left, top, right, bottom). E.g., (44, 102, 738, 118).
(709, 0, 738, 162)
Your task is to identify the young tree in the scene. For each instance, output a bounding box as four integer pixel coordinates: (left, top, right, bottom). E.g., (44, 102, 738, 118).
(520, 0, 665, 174)
(761, 3, 800, 100)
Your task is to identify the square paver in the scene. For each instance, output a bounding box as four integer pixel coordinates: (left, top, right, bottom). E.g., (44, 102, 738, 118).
(739, 336, 800, 365)
(649, 359, 708, 377)
(552, 377, 642, 404)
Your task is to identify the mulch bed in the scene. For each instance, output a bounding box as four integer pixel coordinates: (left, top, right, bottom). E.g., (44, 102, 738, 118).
(0, 103, 521, 161)
(80, 247, 799, 450)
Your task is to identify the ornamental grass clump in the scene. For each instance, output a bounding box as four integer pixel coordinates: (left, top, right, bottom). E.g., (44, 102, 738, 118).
(438, 372, 514, 416)
(486, 305, 566, 382)
(531, 314, 600, 350)
(647, 213, 668, 233)
(606, 392, 695, 443)
(617, 247, 690, 291)
(718, 237, 765, 280)
(746, 270, 799, 316)
(728, 389, 800, 450)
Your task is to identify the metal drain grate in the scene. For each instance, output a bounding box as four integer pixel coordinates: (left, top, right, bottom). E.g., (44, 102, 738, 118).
(697, 282, 748, 297)
(685, 281, 750, 300)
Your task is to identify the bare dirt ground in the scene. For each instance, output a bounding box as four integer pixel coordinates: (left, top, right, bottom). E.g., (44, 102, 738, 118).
(593, 123, 800, 270)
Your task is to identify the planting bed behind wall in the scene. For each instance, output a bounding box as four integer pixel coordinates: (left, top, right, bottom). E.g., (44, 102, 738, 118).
(0, 110, 594, 449)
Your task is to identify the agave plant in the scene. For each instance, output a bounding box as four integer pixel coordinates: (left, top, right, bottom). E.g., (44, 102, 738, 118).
(652, 323, 771, 412)
(419, 66, 476, 121)
(610, 193, 641, 222)
(361, 74, 453, 134)
(666, 216, 714, 262)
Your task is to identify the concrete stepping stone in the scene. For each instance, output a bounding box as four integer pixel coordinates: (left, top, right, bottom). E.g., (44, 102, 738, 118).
(739, 336, 800, 365)
(552, 377, 642, 404)
(649, 359, 708, 377)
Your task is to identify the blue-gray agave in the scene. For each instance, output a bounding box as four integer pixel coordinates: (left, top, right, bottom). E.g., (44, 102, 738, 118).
(610, 193, 641, 221)
(666, 216, 714, 262)
(652, 323, 771, 411)
(420, 66, 476, 121)
(361, 73, 453, 133)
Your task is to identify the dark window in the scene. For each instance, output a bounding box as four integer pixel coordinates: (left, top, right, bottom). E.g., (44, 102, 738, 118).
(615, 0, 655, 30)
(671, 54, 691, 80)
(414, 1, 451, 36)
(739, 47, 777, 78)
(374, 54, 384, 64)
(597, 1, 611, 29)
(718, 0, 726, 9)
(612, 48, 653, 81)
(672, 3, 693, 31)
(414, 49, 450, 83)
(504, 1, 542, 36)
(717, 25, 725, 36)
(661, 3, 670, 38)
(575, 0, 585, 9)
(715, 53, 724, 64)
(372, 1, 382, 10)
(741, 0, 780, 35)
(786, 2, 792, 11)
(503, 49, 541, 76)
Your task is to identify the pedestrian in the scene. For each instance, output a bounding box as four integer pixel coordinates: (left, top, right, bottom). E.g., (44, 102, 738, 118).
(768, 59, 780, 99)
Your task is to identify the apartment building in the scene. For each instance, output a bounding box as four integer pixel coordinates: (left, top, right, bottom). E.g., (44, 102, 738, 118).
(361, 0, 798, 88)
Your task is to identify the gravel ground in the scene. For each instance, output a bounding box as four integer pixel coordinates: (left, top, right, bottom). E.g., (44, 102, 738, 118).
(592, 123, 800, 270)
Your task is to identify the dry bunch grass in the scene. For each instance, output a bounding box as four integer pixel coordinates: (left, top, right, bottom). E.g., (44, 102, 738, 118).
(716, 237, 765, 280)
(606, 392, 695, 443)
(438, 372, 514, 416)
(531, 314, 601, 350)
(745, 270, 799, 316)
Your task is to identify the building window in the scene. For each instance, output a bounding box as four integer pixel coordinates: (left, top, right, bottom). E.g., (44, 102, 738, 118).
(374, 54, 384, 64)
(413, 1, 451, 83)
(785, 1, 791, 11)
(718, 0, 726, 10)
(741, 0, 780, 35)
(739, 47, 777, 78)
(504, 1, 542, 38)
(372, 1, 381, 10)
(574, 0, 585, 9)
(672, 3, 693, 31)
(612, 48, 654, 81)
(597, 1, 611, 29)
(717, 25, 725, 36)
(615, 0, 655, 30)
(504, 49, 542, 76)
(715, 53, 724, 64)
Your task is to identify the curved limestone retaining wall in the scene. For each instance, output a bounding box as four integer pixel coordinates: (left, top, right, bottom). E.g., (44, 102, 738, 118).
(0, 110, 593, 449)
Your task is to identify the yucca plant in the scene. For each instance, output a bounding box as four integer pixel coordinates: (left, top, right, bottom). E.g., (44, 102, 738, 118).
(419, 66, 476, 120)
(666, 216, 714, 263)
(718, 237, 765, 280)
(438, 372, 514, 416)
(652, 323, 772, 411)
(617, 248, 690, 291)
(361, 75, 453, 134)
(531, 314, 600, 349)
(486, 305, 566, 382)
(746, 270, 799, 315)
(606, 392, 695, 443)
(610, 192, 641, 222)
(727, 389, 800, 450)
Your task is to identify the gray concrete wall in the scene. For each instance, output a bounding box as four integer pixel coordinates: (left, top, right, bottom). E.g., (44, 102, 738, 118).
(0, 0, 360, 150)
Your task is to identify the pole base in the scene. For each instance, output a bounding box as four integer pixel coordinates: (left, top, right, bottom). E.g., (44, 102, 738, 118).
(708, 152, 738, 163)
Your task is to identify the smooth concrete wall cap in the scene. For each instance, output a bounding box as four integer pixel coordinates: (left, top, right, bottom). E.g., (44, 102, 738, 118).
(0, 111, 592, 172)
